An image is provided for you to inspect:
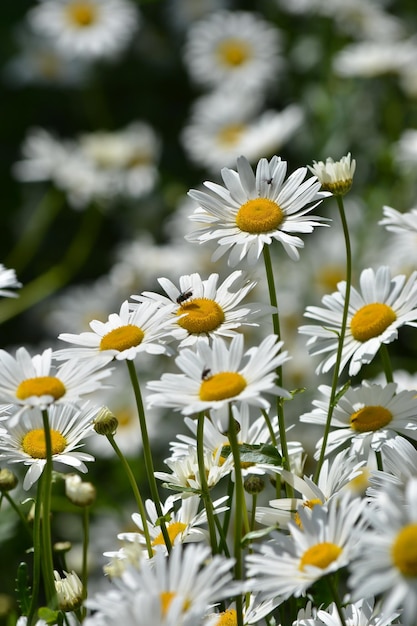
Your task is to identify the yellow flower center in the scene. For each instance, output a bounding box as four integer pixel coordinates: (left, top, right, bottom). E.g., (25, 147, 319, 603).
(66, 1, 97, 27)
(160, 591, 190, 617)
(199, 372, 247, 402)
(126, 152, 151, 168)
(177, 298, 225, 334)
(116, 409, 134, 428)
(236, 198, 284, 234)
(316, 266, 345, 293)
(216, 609, 238, 626)
(217, 124, 245, 147)
(294, 498, 323, 528)
(216, 38, 252, 67)
(16, 376, 66, 401)
(392, 524, 417, 576)
(350, 303, 396, 342)
(152, 521, 187, 547)
(349, 405, 392, 433)
(100, 324, 144, 352)
(347, 468, 370, 495)
(299, 542, 342, 571)
(22, 429, 67, 459)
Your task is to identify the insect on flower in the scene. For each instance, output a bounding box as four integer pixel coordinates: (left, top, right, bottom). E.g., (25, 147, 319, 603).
(176, 289, 193, 306)
(201, 368, 212, 380)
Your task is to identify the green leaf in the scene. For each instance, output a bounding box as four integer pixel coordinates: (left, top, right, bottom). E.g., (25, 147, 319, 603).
(154, 512, 172, 527)
(221, 443, 282, 466)
(241, 525, 279, 547)
(15, 562, 32, 616)
(38, 607, 61, 625)
(333, 380, 351, 406)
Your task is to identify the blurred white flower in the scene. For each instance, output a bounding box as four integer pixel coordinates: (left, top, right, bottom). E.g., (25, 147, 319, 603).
(28, 0, 140, 60)
(183, 10, 282, 91)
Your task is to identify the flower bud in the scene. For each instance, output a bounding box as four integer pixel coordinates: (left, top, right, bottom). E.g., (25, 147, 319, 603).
(0, 469, 18, 492)
(65, 474, 96, 507)
(308, 153, 356, 196)
(93, 406, 119, 436)
(54, 570, 83, 611)
(244, 474, 265, 495)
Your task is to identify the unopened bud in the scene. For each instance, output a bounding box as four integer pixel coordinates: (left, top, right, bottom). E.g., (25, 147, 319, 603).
(94, 406, 118, 436)
(54, 570, 83, 612)
(54, 541, 72, 554)
(0, 469, 18, 492)
(65, 474, 96, 507)
(244, 475, 265, 495)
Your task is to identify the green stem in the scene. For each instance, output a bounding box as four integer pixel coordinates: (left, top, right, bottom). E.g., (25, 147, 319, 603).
(40, 409, 57, 608)
(250, 494, 257, 532)
(80, 506, 90, 619)
(222, 476, 234, 540)
(326, 575, 347, 626)
(380, 343, 394, 383)
(260, 408, 278, 447)
(106, 433, 153, 558)
(0, 203, 102, 324)
(213, 513, 230, 558)
(227, 407, 245, 626)
(375, 450, 384, 472)
(196, 413, 219, 553)
(2, 492, 32, 538)
(262, 246, 293, 489)
(126, 360, 172, 553)
(27, 485, 43, 625)
(314, 195, 352, 482)
(260, 409, 282, 497)
(6, 188, 65, 273)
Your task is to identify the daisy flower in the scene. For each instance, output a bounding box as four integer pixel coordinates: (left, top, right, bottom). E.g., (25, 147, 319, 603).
(299, 266, 417, 376)
(0, 347, 111, 421)
(349, 477, 417, 626)
(146, 333, 291, 431)
(61, 121, 161, 208)
(181, 88, 303, 172)
(4, 28, 91, 89)
(301, 381, 417, 460)
(12, 126, 72, 184)
(0, 403, 98, 489)
(132, 270, 266, 347)
(378, 206, 417, 274)
(55, 300, 180, 365)
(155, 445, 234, 495)
(182, 10, 282, 91)
(186, 155, 329, 266)
(333, 39, 417, 78)
(311, 597, 401, 626)
(85, 543, 240, 626)
(246, 494, 367, 607)
(380, 204, 417, 236)
(118, 494, 228, 555)
(367, 436, 417, 504)
(255, 449, 364, 529)
(53, 570, 83, 612)
(0, 264, 21, 297)
(169, 404, 304, 481)
(28, 0, 140, 61)
(308, 152, 356, 196)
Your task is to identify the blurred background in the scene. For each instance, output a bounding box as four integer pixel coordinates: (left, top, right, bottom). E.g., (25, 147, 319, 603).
(1, 0, 417, 621)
